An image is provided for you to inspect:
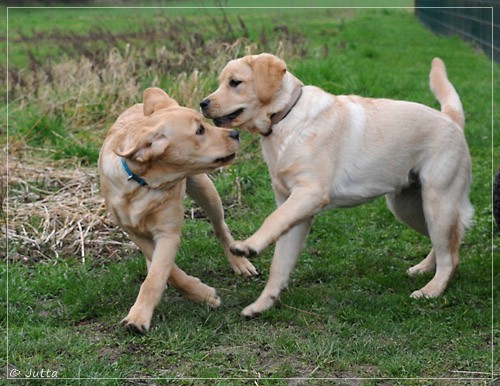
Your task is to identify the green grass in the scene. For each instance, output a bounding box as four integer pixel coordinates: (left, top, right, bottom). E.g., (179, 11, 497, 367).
(4, 4, 497, 383)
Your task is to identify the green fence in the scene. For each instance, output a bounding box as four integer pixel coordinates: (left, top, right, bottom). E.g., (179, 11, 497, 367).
(415, 0, 499, 62)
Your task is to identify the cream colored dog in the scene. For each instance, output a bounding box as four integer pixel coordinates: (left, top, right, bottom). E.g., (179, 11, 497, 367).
(201, 54, 473, 317)
(99, 87, 257, 332)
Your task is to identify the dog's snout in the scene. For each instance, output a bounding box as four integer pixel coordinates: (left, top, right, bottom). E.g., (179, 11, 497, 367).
(200, 99, 211, 109)
(229, 130, 240, 141)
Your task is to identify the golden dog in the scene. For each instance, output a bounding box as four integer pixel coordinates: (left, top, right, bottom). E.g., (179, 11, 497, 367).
(99, 88, 257, 331)
(201, 54, 473, 317)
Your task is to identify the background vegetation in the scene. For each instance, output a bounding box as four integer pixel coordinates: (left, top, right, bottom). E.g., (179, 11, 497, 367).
(3, 2, 497, 384)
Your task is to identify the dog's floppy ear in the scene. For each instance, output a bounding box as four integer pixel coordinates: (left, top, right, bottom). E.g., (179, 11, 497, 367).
(114, 129, 170, 163)
(249, 54, 287, 104)
(143, 87, 179, 116)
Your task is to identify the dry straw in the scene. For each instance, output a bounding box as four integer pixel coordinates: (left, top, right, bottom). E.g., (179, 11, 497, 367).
(4, 159, 135, 263)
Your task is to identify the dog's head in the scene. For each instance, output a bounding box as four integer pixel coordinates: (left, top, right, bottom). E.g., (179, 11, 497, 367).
(113, 88, 239, 179)
(200, 53, 288, 136)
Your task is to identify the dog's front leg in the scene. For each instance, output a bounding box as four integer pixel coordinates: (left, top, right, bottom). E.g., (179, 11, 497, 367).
(186, 175, 258, 276)
(230, 187, 328, 257)
(241, 218, 313, 317)
(121, 235, 179, 333)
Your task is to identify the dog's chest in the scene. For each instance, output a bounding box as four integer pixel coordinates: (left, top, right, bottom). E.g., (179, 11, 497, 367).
(261, 133, 305, 195)
(112, 185, 184, 235)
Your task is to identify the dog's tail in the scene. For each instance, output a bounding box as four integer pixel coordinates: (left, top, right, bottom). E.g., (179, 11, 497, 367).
(429, 57, 465, 129)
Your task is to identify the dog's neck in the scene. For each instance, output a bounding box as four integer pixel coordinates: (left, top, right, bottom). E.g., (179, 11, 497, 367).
(270, 83, 303, 127)
(259, 75, 303, 137)
(122, 158, 148, 186)
(120, 157, 185, 191)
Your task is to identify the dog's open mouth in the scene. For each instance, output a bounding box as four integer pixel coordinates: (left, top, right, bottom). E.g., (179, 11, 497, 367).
(214, 153, 236, 164)
(213, 108, 244, 127)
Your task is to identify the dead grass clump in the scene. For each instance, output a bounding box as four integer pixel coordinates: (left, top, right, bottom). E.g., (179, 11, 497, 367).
(9, 47, 140, 130)
(160, 38, 259, 109)
(4, 159, 135, 263)
(6, 39, 266, 164)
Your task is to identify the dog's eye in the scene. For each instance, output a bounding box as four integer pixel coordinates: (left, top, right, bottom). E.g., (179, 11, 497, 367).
(229, 79, 242, 88)
(196, 125, 205, 135)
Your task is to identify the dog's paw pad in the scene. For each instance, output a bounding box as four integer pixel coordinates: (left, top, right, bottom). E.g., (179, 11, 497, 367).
(230, 242, 258, 258)
(230, 245, 247, 256)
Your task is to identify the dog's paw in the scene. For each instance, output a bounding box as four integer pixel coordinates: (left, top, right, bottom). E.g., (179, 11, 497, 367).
(120, 314, 151, 334)
(180, 279, 222, 308)
(203, 285, 222, 308)
(410, 290, 431, 299)
(411, 274, 448, 299)
(230, 241, 258, 258)
(241, 304, 262, 319)
(207, 293, 222, 308)
(120, 304, 153, 333)
(410, 286, 442, 299)
(241, 295, 278, 318)
(407, 266, 421, 277)
(407, 264, 434, 277)
(228, 255, 259, 277)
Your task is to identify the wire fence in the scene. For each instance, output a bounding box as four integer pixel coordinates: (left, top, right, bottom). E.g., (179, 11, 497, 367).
(415, 0, 499, 63)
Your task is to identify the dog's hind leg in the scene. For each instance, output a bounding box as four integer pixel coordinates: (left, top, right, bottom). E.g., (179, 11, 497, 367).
(410, 182, 472, 298)
(186, 175, 258, 277)
(241, 217, 313, 318)
(407, 249, 436, 277)
(386, 182, 436, 276)
(168, 266, 221, 308)
(129, 218, 221, 309)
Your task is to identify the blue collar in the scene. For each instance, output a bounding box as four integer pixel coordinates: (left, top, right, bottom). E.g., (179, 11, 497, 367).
(121, 158, 148, 186)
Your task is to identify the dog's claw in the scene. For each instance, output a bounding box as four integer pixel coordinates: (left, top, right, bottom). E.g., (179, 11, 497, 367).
(229, 256, 259, 276)
(121, 318, 148, 334)
(241, 304, 262, 319)
(243, 311, 261, 320)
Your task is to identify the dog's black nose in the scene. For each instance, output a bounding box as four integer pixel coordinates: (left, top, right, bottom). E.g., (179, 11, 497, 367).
(229, 130, 240, 141)
(200, 99, 211, 109)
